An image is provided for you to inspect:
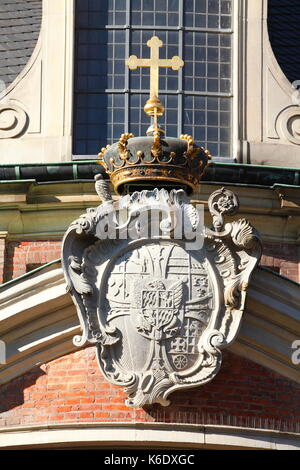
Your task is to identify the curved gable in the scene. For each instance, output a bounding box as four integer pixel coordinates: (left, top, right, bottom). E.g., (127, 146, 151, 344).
(0, 0, 42, 90)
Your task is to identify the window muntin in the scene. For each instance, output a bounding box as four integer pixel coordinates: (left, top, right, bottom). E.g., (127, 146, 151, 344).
(74, 0, 233, 158)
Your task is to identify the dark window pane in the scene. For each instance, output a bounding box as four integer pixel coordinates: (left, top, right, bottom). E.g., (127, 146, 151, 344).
(207, 111, 219, 126)
(73, 0, 233, 158)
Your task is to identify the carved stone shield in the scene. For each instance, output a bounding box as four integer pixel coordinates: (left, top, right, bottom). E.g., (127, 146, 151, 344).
(62, 188, 261, 407)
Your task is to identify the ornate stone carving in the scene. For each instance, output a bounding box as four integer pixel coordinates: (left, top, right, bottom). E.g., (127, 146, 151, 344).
(94, 174, 113, 203)
(208, 187, 239, 232)
(276, 106, 300, 145)
(0, 102, 28, 139)
(62, 187, 261, 407)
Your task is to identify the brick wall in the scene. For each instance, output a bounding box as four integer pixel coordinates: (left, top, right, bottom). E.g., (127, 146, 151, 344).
(0, 347, 299, 431)
(0, 237, 297, 294)
(0, 236, 6, 284)
(3, 240, 62, 283)
(0, 239, 299, 285)
(260, 242, 299, 283)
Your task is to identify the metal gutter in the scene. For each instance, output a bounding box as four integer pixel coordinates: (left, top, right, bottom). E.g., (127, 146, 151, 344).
(202, 163, 300, 188)
(0, 161, 299, 189)
(0, 161, 104, 183)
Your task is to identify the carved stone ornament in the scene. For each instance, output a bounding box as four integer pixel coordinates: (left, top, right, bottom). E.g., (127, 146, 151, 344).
(62, 186, 262, 407)
(276, 106, 300, 145)
(0, 102, 28, 139)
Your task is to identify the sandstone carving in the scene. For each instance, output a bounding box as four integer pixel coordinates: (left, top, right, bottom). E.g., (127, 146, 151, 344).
(0, 102, 28, 139)
(276, 106, 300, 145)
(62, 184, 262, 407)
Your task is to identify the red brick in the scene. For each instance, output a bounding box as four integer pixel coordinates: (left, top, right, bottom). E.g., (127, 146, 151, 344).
(78, 412, 94, 419)
(49, 415, 65, 422)
(4, 240, 62, 282)
(65, 398, 80, 405)
(50, 370, 67, 377)
(260, 242, 299, 283)
(67, 369, 87, 376)
(94, 412, 110, 419)
(80, 397, 95, 404)
(1, 346, 300, 431)
(56, 405, 73, 413)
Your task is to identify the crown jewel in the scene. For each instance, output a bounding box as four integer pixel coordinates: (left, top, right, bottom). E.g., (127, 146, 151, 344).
(97, 36, 211, 195)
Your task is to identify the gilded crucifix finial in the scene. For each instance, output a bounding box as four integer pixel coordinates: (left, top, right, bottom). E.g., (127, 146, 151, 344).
(126, 36, 184, 134)
(126, 36, 184, 100)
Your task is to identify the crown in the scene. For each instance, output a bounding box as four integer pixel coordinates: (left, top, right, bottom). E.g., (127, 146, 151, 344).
(97, 36, 211, 195)
(98, 133, 211, 195)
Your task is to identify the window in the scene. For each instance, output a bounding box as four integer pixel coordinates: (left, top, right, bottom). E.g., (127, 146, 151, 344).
(73, 0, 233, 159)
(268, 0, 300, 84)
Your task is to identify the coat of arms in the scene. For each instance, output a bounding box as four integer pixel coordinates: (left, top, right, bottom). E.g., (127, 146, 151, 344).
(62, 186, 261, 407)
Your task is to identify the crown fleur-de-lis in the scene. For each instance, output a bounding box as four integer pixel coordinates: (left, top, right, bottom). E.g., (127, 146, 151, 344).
(118, 133, 135, 160)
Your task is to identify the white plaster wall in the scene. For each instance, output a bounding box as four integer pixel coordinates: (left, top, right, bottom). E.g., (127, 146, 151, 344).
(0, 0, 74, 164)
(239, 0, 300, 166)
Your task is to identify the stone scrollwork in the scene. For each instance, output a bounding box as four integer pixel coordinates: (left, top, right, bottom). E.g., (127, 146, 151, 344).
(276, 106, 300, 145)
(0, 102, 28, 139)
(208, 187, 239, 232)
(94, 174, 113, 203)
(62, 185, 262, 407)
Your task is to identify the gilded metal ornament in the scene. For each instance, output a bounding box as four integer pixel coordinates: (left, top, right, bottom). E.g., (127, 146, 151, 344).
(126, 36, 184, 103)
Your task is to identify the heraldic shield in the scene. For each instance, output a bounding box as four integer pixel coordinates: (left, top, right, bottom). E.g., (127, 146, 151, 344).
(62, 187, 262, 407)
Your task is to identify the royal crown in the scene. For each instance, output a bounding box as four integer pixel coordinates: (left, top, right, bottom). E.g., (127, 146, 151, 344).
(97, 36, 211, 195)
(98, 132, 211, 195)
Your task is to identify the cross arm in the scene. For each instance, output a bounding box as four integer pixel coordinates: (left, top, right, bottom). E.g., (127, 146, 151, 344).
(126, 56, 151, 70)
(158, 57, 184, 71)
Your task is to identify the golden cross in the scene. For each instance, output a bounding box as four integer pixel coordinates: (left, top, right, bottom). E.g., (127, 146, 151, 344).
(126, 36, 184, 101)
